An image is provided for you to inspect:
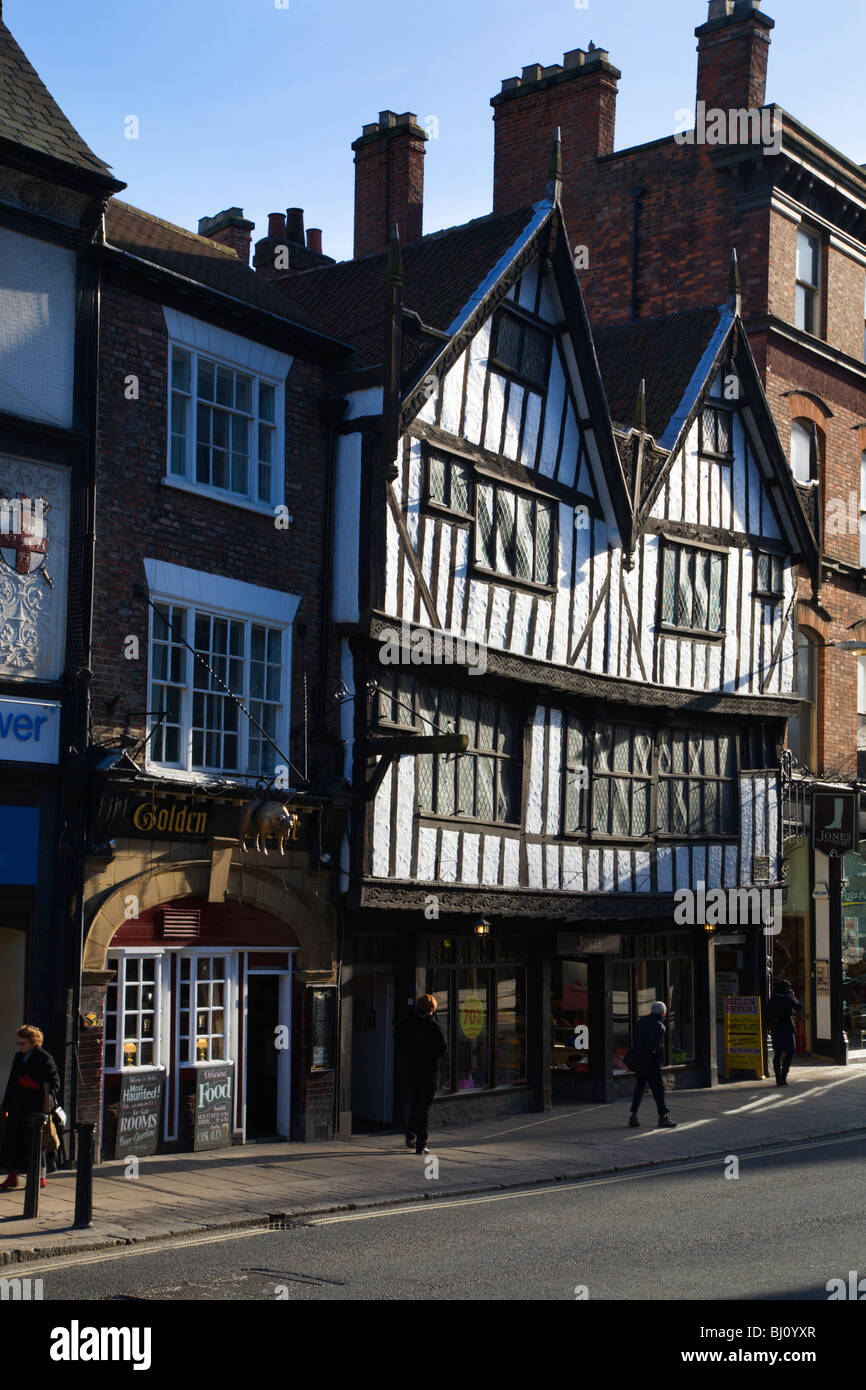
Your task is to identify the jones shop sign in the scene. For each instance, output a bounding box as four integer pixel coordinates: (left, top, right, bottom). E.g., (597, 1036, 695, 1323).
(194, 1064, 234, 1151)
(812, 790, 858, 856)
(115, 1072, 163, 1159)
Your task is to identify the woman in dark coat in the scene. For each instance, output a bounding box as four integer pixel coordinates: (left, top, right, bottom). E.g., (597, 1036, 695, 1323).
(0, 1025, 60, 1190)
(766, 980, 801, 1087)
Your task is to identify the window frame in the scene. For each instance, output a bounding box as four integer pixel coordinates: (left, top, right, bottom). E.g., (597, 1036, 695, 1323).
(590, 722, 655, 842)
(473, 476, 557, 592)
(658, 540, 727, 639)
(795, 227, 822, 337)
(104, 952, 166, 1073)
(656, 729, 738, 841)
(787, 627, 819, 771)
(489, 306, 553, 393)
(423, 448, 474, 522)
(143, 560, 296, 784)
(163, 319, 287, 517)
(754, 550, 784, 600)
(178, 952, 233, 1066)
(790, 418, 820, 486)
(699, 402, 735, 461)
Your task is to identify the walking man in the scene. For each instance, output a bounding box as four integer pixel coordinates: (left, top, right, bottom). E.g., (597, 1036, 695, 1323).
(627, 1001, 677, 1129)
(766, 979, 801, 1087)
(396, 994, 447, 1155)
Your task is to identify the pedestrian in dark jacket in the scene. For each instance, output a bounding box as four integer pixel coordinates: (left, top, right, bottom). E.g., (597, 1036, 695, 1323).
(766, 979, 801, 1087)
(0, 1025, 60, 1191)
(627, 1001, 677, 1129)
(396, 994, 447, 1155)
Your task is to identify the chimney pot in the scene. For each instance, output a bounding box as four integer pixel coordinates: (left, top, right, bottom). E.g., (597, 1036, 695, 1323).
(268, 211, 287, 239)
(521, 64, 543, 83)
(286, 207, 305, 244)
(306, 228, 323, 254)
(563, 49, 587, 69)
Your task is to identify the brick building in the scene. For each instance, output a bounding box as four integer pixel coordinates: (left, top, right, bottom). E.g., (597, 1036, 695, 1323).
(488, 0, 866, 1061)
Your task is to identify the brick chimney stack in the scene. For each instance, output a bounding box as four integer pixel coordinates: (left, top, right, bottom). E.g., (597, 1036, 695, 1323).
(198, 208, 255, 263)
(352, 111, 427, 259)
(491, 46, 620, 235)
(695, 0, 774, 114)
(253, 208, 334, 279)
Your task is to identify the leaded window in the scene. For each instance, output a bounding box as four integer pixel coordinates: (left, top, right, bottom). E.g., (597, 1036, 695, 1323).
(700, 404, 733, 457)
(491, 309, 551, 391)
(427, 453, 472, 515)
(657, 731, 736, 836)
(562, 718, 588, 835)
(476, 481, 554, 586)
(591, 724, 653, 838)
(755, 551, 783, 597)
(411, 685, 520, 824)
(661, 544, 724, 633)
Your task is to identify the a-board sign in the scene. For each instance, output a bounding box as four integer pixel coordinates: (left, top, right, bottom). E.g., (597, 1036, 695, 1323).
(115, 1071, 163, 1159)
(193, 1063, 234, 1151)
(724, 995, 764, 1078)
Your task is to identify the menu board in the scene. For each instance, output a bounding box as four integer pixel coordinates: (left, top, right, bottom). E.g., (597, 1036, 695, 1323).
(193, 1063, 234, 1151)
(311, 989, 335, 1071)
(115, 1072, 163, 1159)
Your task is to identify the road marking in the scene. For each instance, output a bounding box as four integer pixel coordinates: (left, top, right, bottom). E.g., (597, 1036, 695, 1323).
(308, 1130, 866, 1224)
(16, 1223, 278, 1274)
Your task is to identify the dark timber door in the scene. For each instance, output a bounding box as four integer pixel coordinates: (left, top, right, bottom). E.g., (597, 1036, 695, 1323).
(247, 974, 279, 1138)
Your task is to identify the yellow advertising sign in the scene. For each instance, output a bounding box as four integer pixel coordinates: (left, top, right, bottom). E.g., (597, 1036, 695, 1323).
(459, 995, 485, 1040)
(724, 995, 764, 1077)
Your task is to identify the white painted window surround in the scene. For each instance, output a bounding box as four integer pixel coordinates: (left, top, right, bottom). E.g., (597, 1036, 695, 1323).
(162, 306, 292, 514)
(143, 558, 299, 783)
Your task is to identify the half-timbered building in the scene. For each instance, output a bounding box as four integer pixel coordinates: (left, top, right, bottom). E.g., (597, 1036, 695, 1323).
(286, 170, 819, 1124)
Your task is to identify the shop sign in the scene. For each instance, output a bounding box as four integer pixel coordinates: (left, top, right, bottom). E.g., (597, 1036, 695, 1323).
(129, 798, 210, 838)
(813, 790, 858, 855)
(115, 1071, 163, 1159)
(193, 1063, 234, 1151)
(311, 989, 336, 1070)
(556, 932, 622, 956)
(724, 996, 764, 1077)
(0, 697, 60, 764)
(459, 995, 485, 1040)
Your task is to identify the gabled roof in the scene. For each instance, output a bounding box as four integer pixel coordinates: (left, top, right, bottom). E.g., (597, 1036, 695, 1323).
(284, 204, 545, 378)
(597, 302, 819, 574)
(594, 305, 725, 441)
(104, 201, 340, 341)
(0, 16, 113, 180)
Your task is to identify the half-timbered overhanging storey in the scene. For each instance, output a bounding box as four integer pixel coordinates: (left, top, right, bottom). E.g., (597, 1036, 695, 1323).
(287, 192, 820, 1113)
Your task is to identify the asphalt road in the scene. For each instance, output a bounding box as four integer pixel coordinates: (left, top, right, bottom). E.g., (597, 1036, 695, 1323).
(26, 1131, 866, 1301)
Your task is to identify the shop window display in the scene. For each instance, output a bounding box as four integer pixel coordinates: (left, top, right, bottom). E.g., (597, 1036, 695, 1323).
(425, 936, 526, 1094)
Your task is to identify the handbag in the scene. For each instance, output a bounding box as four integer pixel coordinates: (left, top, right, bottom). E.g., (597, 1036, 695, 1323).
(42, 1115, 59, 1153)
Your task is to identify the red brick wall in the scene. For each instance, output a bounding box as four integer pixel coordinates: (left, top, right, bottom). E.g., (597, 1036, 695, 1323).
(92, 274, 343, 787)
(695, 11, 772, 113)
(353, 124, 426, 257)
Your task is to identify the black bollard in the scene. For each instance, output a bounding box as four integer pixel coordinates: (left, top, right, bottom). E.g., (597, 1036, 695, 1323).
(22, 1113, 47, 1219)
(73, 1122, 94, 1229)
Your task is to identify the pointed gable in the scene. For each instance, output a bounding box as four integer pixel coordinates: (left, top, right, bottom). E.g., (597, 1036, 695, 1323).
(0, 16, 114, 180)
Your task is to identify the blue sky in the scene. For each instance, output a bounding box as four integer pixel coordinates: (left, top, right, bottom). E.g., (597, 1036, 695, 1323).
(6, 0, 865, 264)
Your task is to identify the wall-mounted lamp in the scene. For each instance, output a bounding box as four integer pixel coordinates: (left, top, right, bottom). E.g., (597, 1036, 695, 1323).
(474, 918, 491, 937)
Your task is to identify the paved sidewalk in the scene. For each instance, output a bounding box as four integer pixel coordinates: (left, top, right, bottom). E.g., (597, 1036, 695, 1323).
(2, 1060, 865, 1266)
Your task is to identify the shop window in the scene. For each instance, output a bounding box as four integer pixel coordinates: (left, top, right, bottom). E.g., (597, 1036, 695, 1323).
(426, 452, 473, 517)
(787, 628, 818, 771)
(426, 937, 526, 1093)
(180, 955, 228, 1062)
(661, 543, 725, 633)
(657, 730, 736, 837)
(105, 955, 162, 1069)
(592, 723, 653, 838)
(610, 940, 695, 1074)
(551, 960, 589, 1077)
(475, 480, 555, 587)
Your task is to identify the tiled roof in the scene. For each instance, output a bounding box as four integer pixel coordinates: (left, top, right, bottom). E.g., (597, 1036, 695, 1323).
(284, 205, 545, 376)
(0, 17, 113, 178)
(104, 201, 331, 337)
(593, 305, 725, 441)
